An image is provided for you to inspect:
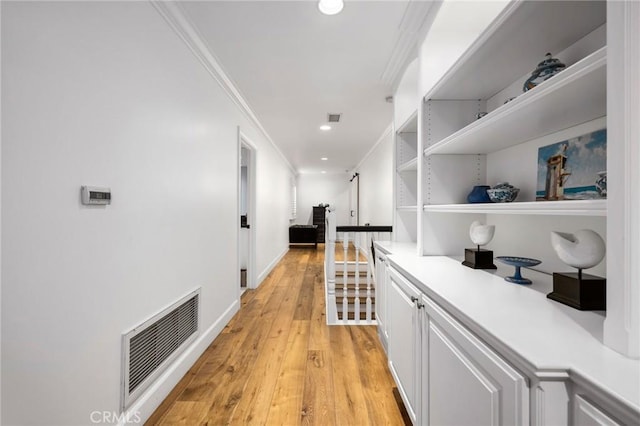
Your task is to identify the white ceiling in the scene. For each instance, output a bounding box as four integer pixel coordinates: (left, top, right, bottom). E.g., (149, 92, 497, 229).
(181, 0, 419, 174)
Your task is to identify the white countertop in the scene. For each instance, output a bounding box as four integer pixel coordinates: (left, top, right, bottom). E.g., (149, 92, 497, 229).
(374, 241, 640, 413)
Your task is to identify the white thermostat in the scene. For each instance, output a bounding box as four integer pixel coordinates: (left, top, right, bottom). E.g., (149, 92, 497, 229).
(81, 186, 111, 205)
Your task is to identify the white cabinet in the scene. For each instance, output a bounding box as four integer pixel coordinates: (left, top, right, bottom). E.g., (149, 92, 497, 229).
(387, 267, 421, 423)
(375, 251, 389, 351)
(423, 296, 529, 426)
(387, 265, 529, 426)
(573, 395, 622, 426)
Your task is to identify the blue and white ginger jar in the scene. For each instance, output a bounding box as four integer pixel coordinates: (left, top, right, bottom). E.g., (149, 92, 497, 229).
(523, 53, 566, 92)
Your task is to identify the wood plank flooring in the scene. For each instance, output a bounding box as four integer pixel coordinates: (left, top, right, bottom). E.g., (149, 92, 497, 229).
(146, 246, 408, 425)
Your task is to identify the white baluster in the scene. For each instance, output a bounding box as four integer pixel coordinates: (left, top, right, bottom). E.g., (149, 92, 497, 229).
(354, 231, 360, 324)
(325, 208, 338, 324)
(342, 231, 349, 323)
(365, 231, 372, 323)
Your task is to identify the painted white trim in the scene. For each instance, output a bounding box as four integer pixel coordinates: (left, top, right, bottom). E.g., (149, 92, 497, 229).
(238, 130, 258, 291)
(150, 0, 296, 175)
(604, 0, 640, 358)
(126, 299, 240, 425)
(256, 247, 288, 287)
(381, 0, 439, 90)
(0, 2, 4, 421)
(353, 123, 393, 173)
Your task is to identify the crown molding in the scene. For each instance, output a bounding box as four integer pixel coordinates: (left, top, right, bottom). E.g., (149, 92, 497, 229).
(381, 0, 440, 91)
(150, 1, 296, 175)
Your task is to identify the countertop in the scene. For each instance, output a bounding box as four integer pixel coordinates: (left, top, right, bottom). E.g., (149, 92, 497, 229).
(374, 241, 640, 414)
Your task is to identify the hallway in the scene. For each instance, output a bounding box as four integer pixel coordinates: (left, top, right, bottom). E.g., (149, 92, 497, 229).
(147, 247, 408, 425)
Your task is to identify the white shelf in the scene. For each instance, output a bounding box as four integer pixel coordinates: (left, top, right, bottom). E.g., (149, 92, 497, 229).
(426, 0, 606, 101)
(397, 158, 418, 172)
(397, 110, 418, 133)
(423, 199, 606, 217)
(397, 206, 418, 212)
(424, 47, 606, 156)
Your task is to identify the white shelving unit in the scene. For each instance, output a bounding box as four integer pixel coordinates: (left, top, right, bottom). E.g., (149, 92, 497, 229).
(387, 4, 638, 411)
(419, 0, 608, 272)
(394, 111, 419, 243)
(424, 47, 606, 157)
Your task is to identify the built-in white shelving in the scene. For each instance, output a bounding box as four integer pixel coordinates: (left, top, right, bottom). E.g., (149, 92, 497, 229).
(424, 199, 606, 216)
(397, 158, 418, 172)
(424, 48, 606, 156)
(427, 0, 606, 101)
(395, 110, 420, 243)
(389, 0, 638, 380)
(417, 0, 609, 277)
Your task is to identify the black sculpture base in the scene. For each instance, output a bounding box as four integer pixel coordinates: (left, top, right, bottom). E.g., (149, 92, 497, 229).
(462, 248, 496, 270)
(547, 272, 606, 311)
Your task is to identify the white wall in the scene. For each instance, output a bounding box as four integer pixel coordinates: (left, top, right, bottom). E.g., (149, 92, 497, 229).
(355, 127, 394, 227)
(1, 2, 292, 425)
(393, 58, 418, 129)
(296, 173, 351, 227)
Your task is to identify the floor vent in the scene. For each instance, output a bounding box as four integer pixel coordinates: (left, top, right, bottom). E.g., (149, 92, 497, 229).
(121, 288, 200, 411)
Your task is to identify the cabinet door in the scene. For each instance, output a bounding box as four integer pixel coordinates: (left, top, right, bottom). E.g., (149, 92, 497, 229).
(425, 298, 529, 426)
(375, 253, 389, 346)
(573, 395, 621, 426)
(387, 267, 420, 423)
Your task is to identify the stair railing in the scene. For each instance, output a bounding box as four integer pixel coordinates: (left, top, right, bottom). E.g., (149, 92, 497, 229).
(324, 206, 392, 325)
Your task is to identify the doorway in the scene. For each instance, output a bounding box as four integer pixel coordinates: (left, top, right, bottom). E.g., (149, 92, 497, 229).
(238, 130, 257, 295)
(350, 172, 360, 226)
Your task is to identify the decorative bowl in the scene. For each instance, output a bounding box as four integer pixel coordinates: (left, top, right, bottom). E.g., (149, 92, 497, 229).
(496, 256, 541, 285)
(487, 182, 519, 202)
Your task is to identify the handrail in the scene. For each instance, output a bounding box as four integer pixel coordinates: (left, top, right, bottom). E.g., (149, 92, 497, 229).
(336, 225, 393, 233)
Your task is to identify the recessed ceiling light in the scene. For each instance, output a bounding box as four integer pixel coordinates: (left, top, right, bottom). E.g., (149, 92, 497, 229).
(320, 125, 332, 131)
(318, 0, 344, 15)
(321, 171, 327, 174)
(321, 157, 328, 161)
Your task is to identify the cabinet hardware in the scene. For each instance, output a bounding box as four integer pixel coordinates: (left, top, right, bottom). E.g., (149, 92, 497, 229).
(411, 296, 419, 303)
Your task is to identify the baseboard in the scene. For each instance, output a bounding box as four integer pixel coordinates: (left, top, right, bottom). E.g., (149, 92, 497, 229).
(256, 246, 288, 287)
(124, 299, 240, 425)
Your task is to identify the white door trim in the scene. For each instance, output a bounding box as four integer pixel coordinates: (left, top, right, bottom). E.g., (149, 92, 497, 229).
(238, 128, 258, 295)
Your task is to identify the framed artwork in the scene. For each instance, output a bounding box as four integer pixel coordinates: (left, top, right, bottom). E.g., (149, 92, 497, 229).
(536, 128, 607, 201)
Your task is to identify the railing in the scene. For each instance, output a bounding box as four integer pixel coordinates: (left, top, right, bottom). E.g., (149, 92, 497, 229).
(324, 207, 392, 325)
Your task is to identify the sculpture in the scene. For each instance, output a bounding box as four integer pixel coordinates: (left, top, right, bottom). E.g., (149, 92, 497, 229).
(548, 229, 606, 310)
(551, 230, 606, 270)
(462, 221, 496, 270)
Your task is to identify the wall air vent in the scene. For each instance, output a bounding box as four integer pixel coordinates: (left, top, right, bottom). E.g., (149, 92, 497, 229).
(327, 113, 341, 123)
(121, 288, 200, 411)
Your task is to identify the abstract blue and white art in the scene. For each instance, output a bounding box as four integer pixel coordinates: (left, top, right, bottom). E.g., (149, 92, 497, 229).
(536, 128, 607, 201)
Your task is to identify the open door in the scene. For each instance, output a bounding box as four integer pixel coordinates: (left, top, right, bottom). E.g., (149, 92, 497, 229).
(238, 130, 257, 295)
(350, 172, 360, 226)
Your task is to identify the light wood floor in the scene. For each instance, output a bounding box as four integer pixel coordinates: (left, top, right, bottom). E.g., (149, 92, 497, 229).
(146, 246, 408, 425)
